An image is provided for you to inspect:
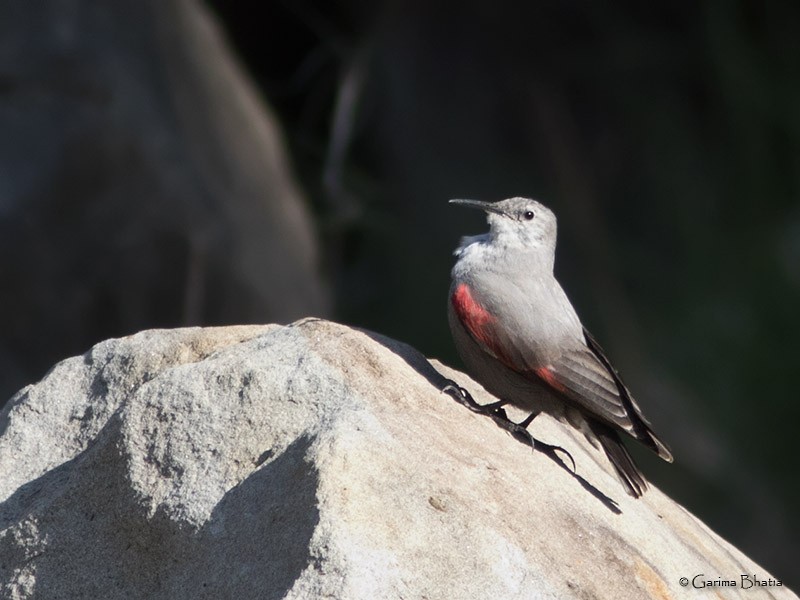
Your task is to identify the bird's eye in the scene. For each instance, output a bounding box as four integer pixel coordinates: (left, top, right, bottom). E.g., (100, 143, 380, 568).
(523, 210, 535, 221)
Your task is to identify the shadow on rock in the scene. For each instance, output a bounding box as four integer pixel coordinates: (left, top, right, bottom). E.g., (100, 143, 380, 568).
(179, 433, 321, 599)
(0, 422, 321, 599)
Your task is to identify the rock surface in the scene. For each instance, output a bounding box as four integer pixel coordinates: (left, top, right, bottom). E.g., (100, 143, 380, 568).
(0, 320, 793, 599)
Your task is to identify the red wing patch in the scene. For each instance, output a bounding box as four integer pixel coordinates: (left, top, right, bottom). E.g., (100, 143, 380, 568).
(451, 283, 499, 351)
(534, 365, 568, 394)
(453, 284, 569, 395)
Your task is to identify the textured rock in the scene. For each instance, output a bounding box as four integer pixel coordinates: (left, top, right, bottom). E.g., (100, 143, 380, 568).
(0, 320, 794, 599)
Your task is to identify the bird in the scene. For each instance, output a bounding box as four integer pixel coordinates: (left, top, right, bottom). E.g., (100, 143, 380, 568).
(447, 196, 672, 497)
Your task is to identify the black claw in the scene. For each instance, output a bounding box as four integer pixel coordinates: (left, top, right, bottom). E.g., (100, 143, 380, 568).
(441, 381, 482, 412)
(441, 380, 513, 416)
(540, 443, 576, 473)
(474, 404, 577, 472)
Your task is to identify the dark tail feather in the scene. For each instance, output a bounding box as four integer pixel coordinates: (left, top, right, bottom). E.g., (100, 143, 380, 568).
(591, 422, 647, 498)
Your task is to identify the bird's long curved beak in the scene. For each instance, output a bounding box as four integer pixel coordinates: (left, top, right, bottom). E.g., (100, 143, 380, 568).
(449, 199, 503, 215)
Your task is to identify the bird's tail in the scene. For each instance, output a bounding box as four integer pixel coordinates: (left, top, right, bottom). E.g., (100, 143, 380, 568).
(591, 421, 647, 498)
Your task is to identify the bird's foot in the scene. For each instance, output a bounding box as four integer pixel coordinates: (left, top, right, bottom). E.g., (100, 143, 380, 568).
(441, 380, 507, 415)
(442, 380, 575, 471)
(488, 412, 576, 472)
(536, 440, 576, 473)
(441, 381, 479, 411)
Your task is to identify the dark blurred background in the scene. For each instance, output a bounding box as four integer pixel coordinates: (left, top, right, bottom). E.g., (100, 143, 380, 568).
(1, 0, 797, 586)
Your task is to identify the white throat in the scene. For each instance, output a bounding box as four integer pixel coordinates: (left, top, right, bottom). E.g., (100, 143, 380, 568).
(453, 233, 490, 257)
(452, 230, 556, 281)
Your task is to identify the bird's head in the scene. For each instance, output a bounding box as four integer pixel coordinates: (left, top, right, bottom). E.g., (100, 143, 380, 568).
(449, 197, 557, 253)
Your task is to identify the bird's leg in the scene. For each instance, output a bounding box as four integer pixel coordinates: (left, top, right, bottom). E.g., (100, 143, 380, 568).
(441, 380, 507, 415)
(442, 381, 575, 471)
(489, 411, 539, 446)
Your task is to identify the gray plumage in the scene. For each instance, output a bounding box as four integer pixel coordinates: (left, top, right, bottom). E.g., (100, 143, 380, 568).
(448, 197, 672, 498)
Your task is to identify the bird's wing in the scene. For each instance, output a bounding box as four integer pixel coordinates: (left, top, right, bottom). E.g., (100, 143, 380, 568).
(528, 335, 672, 461)
(535, 343, 631, 426)
(580, 328, 672, 460)
(451, 281, 672, 460)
